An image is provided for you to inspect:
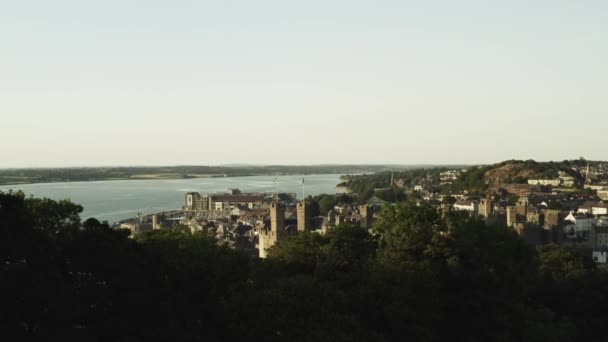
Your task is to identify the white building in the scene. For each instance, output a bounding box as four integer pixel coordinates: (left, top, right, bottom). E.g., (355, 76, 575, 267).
(439, 170, 462, 184)
(592, 251, 607, 264)
(564, 212, 596, 239)
(593, 206, 608, 216)
(598, 189, 608, 201)
(558, 172, 575, 187)
(453, 200, 479, 214)
(527, 179, 561, 186)
(577, 202, 608, 216)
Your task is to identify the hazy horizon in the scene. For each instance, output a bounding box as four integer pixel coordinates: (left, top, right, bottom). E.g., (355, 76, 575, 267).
(0, 162, 463, 170)
(2, 0, 607, 168)
(0, 159, 601, 171)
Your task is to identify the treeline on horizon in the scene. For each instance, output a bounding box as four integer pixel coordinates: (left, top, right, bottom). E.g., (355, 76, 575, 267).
(2, 190, 608, 341)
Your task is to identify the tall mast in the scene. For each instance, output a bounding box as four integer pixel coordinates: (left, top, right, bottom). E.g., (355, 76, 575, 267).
(273, 175, 278, 200)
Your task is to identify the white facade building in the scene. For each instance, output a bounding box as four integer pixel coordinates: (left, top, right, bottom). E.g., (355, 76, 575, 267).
(592, 251, 607, 264)
(527, 179, 561, 186)
(564, 212, 596, 239)
(453, 200, 479, 214)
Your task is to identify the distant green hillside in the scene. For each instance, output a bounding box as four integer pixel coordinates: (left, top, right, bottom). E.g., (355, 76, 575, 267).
(340, 159, 602, 198)
(450, 160, 584, 194)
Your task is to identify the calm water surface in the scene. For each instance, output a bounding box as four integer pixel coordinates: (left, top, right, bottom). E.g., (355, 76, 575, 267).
(0, 174, 344, 223)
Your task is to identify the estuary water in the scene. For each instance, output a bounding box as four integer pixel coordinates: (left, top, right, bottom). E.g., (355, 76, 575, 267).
(0, 174, 345, 224)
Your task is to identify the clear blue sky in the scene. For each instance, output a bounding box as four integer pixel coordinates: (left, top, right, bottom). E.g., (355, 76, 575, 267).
(1, 0, 606, 167)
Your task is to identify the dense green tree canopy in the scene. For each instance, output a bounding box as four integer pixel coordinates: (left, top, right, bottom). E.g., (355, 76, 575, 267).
(2, 191, 607, 341)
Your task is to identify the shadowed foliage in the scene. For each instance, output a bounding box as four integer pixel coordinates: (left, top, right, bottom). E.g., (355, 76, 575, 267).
(2, 192, 608, 341)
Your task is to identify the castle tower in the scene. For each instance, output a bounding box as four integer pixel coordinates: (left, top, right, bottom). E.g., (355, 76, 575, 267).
(259, 202, 286, 258)
(335, 214, 344, 227)
(152, 214, 163, 230)
(544, 210, 560, 229)
(479, 199, 494, 219)
(526, 212, 542, 226)
(326, 210, 336, 231)
(297, 201, 310, 232)
(440, 203, 453, 216)
(359, 204, 373, 229)
(271, 201, 286, 237)
(506, 206, 517, 227)
(516, 196, 528, 218)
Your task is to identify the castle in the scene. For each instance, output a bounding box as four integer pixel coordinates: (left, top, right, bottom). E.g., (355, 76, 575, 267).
(258, 200, 374, 258)
(258, 201, 288, 258)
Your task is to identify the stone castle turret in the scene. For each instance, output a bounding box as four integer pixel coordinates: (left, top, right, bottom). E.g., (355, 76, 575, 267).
(297, 201, 310, 232)
(506, 206, 517, 227)
(152, 214, 164, 230)
(359, 204, 373, 229)
(479, 199, 493, 219)
(544, 210, 560, 229)
(516, 196, 529, 217)
(258, 202, 286, 258)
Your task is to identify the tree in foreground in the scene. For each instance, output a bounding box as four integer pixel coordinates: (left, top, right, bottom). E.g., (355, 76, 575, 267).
(2, 192, 608, 341)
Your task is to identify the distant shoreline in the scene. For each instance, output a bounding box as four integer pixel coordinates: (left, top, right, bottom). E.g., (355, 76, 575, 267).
(0, 174, 226, 187)
(0, 172, 351, 187)
(0, 165, 431, 187)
